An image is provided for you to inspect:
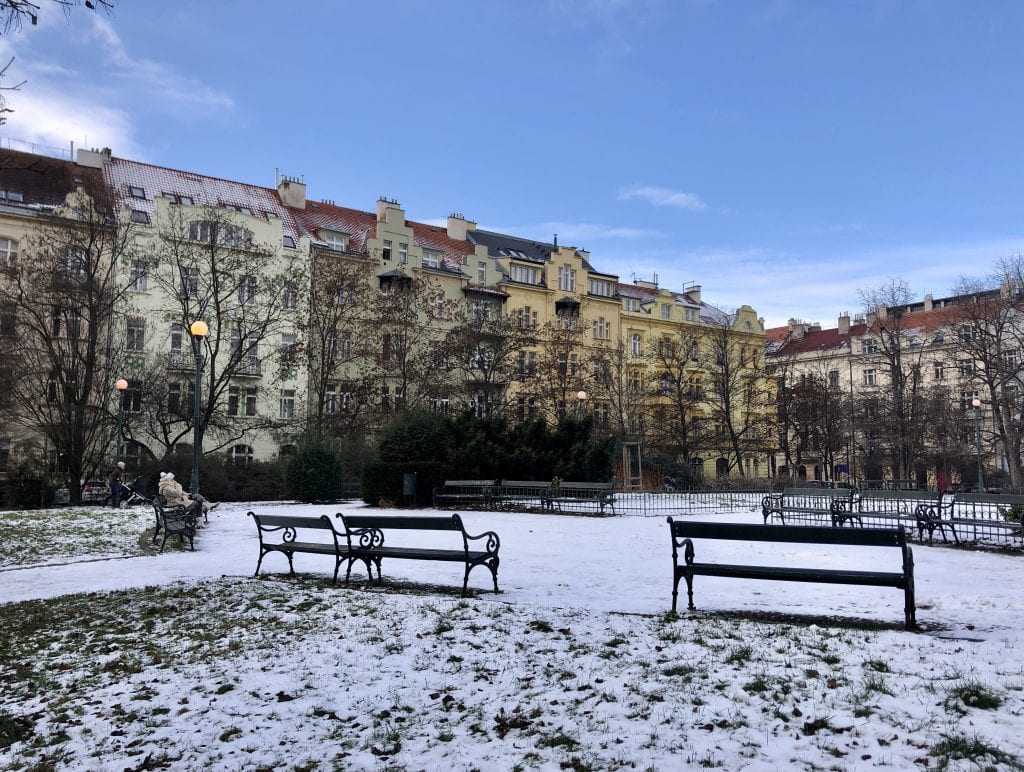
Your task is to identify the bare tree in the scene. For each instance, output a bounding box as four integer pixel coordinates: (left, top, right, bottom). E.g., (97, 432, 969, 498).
(0, 176, 136, 501)
(0, 0, 114, 33)
(857, 279, 930, 481)
(527, 306, 590, 423)
(644, 327, 707, 463)
(129, 206, 306, 459)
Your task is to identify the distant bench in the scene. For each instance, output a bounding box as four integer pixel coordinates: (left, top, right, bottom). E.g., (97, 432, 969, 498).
(667, 518, 917, 629)
(431, 480, 495, 509)
(762, 487, 858, 526)
(489, 480, 547, 510)
(542, 482, 616, 515)
(152, 495, 199, 552)
(249, 511, 500, 595)
(915, 493, 1024, 544)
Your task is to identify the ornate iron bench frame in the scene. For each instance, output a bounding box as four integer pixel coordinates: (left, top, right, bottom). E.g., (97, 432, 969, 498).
(152, 495, 198, 553)
(542, 482, 616, 515)
(431, 480, 496, 509)
(667, 518, 917, 629)
(249, 512, 371, 583)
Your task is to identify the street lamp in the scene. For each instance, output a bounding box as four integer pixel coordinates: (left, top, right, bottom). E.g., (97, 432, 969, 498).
(972, 397, 985, 493)
(189, 320, 209, 496)
(115, 378, 128, 463)
(575, 390, 587, 420)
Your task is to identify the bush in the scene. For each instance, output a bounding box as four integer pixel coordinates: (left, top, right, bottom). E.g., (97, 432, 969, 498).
(147, 454, 288, 503)
(287, 434, 346, 503)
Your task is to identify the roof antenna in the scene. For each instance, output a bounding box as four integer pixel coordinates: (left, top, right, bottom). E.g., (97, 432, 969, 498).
(553, 233, 558, 249)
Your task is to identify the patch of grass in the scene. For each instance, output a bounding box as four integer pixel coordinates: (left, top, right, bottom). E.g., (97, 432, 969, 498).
(0, 709, 32, 747)
(662, 664, 696, 679)
(536, 730, 580, 750)
(528, 619, 553, 633)
(725, 645, 753, 665)
(863, 658, 890, 673)
(943, 680, 1003, 713)
(930, 733, 1023, 771)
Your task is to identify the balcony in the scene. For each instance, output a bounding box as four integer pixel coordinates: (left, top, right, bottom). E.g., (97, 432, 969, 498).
(165, 349, 261, 376)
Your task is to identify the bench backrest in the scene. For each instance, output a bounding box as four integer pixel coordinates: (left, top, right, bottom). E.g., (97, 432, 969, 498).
(341, 513, 465, 532)
(667, 518, 907, 548)
(249, 512, 335, 531)
(857, 490, 939, 511)
(443, 480, 495, 488)
(557, 482, 613, 492)
(500, 480, 546, 489)
(953, 493, 1024, 506)
(781, 487, 854, 503)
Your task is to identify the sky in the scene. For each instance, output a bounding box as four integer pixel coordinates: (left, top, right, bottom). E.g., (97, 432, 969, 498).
(2, 0, 1023, 328)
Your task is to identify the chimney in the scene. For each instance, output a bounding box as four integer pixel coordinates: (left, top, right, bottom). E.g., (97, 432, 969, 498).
(788, 318, 807, 339)
(277, 175, 306, 209)
(446, 212, 475, 241)
(687, 284, 701, 303)
(838, 313, 850, 335)
(923, 293, 934, 312)
(376, 196, 404, 225)
(76, 147, 112, 169)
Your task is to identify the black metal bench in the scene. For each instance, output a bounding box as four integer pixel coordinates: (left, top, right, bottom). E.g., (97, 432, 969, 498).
(490, 480, 547, 510)
(942, 493, 1024, 544)
(855, 489, 942, 535)
(249, 512, 372, 583)
(667, 518, 917, 628)
(152, 495, 198, 552)
(542, 481, 616, 515)
(431, 480, 496, 509)
(761, 487, 859, 526)
(336, 512, 500, 595)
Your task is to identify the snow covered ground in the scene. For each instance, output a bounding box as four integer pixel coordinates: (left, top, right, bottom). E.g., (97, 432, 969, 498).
(1, 501, 1022, 770)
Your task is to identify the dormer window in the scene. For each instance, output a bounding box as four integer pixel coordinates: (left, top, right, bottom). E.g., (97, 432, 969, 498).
(510, 264, 540, 285)
(129, 186, 146, 199)
(282, 235, 297, 249)
(588, 278, 613, 297)
(422, 249, 440, 269)
(624, 298, 640, 312)
(323, 232, 347, 251)
(129, 210, 150, 224)
(162, 192, 194, 206)
(223, 203, 253, 216)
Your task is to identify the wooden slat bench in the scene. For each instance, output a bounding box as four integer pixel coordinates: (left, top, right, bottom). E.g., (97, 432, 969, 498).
(542, 481, 616, 515)
(431, 480, 496, 509)
(667, 518, 917, 628)
(249, 513, 371, 583)
(336, 513, 501, 595)
(761, 487, 859, 526)
(490, 480, 547, 510)
(152, 495, 198, 553)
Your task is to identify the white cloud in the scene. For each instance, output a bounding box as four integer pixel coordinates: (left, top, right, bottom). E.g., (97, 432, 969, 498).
(619, 184, 708, 211)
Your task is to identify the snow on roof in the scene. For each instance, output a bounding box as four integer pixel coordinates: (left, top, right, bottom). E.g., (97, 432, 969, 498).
(104, 157, 302, 242)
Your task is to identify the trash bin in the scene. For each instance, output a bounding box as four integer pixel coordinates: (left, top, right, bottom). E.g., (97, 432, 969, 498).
(403, 472, 417, 506)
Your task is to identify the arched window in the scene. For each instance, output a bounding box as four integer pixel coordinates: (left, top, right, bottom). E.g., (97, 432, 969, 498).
(0, 238, 16, 267)
(229, 444, 253, 464)
(715, 458, 729, 478)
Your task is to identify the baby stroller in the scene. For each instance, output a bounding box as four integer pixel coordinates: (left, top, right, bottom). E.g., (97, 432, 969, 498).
(118, 476, 152, 507)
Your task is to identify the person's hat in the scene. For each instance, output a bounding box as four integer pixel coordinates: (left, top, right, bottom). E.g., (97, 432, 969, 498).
(117, 461, 125, 469)
(159, 471, 173, 481)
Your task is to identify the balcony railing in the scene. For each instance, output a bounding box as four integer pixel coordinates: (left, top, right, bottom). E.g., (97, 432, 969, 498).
(165, 349, 261, 376)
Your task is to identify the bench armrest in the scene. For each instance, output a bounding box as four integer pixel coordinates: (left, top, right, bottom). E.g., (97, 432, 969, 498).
(464, 528, 500, 555)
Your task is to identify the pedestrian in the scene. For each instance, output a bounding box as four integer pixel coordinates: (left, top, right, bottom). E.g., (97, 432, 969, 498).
(107, 461, 126, 507)
(157, 472, 217, 519)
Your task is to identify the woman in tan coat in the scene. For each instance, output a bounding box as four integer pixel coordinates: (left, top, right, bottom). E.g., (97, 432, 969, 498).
(157, 472, 216, 517)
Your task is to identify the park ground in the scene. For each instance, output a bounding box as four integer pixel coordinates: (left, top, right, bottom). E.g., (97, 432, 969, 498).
(1, 501, 1022, 770)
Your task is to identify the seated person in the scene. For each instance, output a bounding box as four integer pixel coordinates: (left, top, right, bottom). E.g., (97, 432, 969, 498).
(157, 472, 217, 518)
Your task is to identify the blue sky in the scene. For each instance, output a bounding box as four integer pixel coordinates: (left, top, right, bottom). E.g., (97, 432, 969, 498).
(3, 0, 1023, 327)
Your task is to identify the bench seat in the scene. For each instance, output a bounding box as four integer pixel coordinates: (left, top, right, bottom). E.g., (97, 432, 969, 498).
(690, 563, 906, 587)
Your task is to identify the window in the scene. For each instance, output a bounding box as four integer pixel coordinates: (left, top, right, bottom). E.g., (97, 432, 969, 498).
(863, 369, 876, 386)
(129, 260, 147, 291)
(244, 387, 257, 416)
(57, 248, 88, 280)
(325, 385, 337, 415)
(631, 333, 642, 357)
(162, 192, 194, 205)
(0, 238, 15, 266)
(862, 339, 878, 354)
(170, 324, 184, 353)
(129, 186, 146, 199)
(341, 332, 352, 359)
(223, 203, 254, 216)
(0, 305, 14, 336)
(958, 325, 977, 342)
(179, 267, 199, 298)
(398, 242, 408, 263)
(282, 281, 298, 310)
(280, 332, 297, 356)
(0, 190, 22, 203)
(478, 261, 487, 283)
(588, 278, 613, 297)
(433, 292, 446, 319)
(511, 264, 540, 285)
(960, 390, 980, 411)
(230, 445, 254, 464)
(282, 235, 296, 249)
(189, 221, 252, 248)
(959, 360, 976, 377)
(516, 306, 538, 328)
(279, 389, 296, 419)
(661, 304, 672, 320)
(126, 318, 145, 351)
(934, 361, 945, 380)
(228, 386, 240, 416)
(685, 308, 698, 322)
(828, 370, 840, 389)
(238, 274, 256, 304)
(430, 397, 451, 414)
(122, 380, 143, 413)
(472, 300, 491, 320)
(624, 298, 640, 312)
(1002, 349, 1020, 368)
(593, 317, 610, 340)
(324, 233, 347, 251)
(382, 239, 392, 260)
(47, 372, 58, 402)
(518, 350, 537, 376)
(130, 209, 150, 224)
(422, 249, 440, 269)
(558, 265, 576, 292)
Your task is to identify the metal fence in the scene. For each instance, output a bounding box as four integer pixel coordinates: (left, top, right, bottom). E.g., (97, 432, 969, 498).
(613, 488, 771, 517)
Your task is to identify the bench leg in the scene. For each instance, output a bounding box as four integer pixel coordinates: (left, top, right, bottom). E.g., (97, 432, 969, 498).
(670, 571, 680, 613)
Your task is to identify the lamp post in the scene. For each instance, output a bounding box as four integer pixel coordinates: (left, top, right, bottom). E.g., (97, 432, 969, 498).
(972, 397, 985, 493)
(575, 390, 587, 420)
(189, 320, 209, 496)
(115, 378, 128, 463)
